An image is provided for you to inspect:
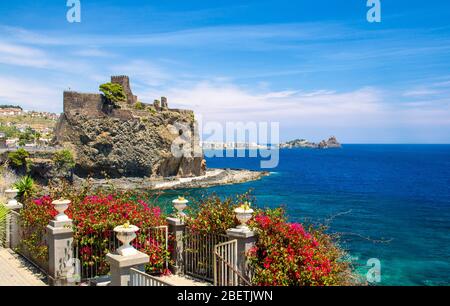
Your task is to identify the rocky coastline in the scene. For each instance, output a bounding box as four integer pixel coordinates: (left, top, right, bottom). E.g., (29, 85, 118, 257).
(73, 168, 269, 191)
(280, 136, 341, 149)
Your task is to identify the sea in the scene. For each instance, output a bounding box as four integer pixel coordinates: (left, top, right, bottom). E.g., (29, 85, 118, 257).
(160, 145, 450, 286)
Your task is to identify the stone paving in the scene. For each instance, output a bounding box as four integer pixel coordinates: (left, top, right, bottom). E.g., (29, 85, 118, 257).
(0, 248, 47, 286)
(155, 274, 211, 286)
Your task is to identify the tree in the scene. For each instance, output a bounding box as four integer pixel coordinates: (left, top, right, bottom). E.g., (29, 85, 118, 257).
(53, 149, 76, 173)
(99, 83, 126, 107)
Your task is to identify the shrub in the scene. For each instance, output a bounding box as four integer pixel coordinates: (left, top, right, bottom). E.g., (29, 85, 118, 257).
(20, 191, 170, 276)
(186, 193, 356, 286)
(248, 208, 355, 286)
(99, 83, 126, 106)
(134, 101, 145, 110)
(19, 195, 54, 264)
(185, 193, 254, 234)
(53, 149, 76, 172)
(14, 175, 36, 200)
(7, 148, 29, 170)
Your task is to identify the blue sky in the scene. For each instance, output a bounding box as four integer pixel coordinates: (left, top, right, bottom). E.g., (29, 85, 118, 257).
(1, 0, 450, 143)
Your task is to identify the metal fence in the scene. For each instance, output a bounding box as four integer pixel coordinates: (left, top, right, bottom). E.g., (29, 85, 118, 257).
(213, 239, 251, 286)
(73, 226, 168, 282)
(10, 210, 50, 274)
(184, 227, 229, 282)
(129, 267, 173, 286)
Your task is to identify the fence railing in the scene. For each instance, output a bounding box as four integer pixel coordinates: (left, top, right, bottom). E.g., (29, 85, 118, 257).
(73, 226, 168, 282)
(10, 210, 50, 274)
(214, 239, 252, 286)
(129, 268, 173, 286)
(184, 226, 229, 282)
(0, 206, 8, 247)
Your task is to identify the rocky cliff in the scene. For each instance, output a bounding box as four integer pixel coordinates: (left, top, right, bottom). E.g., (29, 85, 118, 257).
(54, 76, 205, 178)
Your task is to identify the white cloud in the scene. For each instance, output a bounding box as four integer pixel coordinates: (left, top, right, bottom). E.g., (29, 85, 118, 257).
(0, 76, 61, 112)
(110, 60, 169, 87)
(0, 42, 50, 68)
(137, 81, 450, 136)
(403, 88, 441, 97)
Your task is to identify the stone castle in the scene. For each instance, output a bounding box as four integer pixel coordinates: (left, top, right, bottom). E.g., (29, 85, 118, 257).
(62, 75, 190, 120)
(55, 75, 205, 178)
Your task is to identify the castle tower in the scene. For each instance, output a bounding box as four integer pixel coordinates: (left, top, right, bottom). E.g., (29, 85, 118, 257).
(111, 75, 137, 105)
(161, 96, 168, 110)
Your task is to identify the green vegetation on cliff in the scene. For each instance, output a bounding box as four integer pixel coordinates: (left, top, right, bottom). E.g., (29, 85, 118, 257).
(53, 149, 75, 173)
(7, 148, 30, 169)
(99, 83, 127, 106)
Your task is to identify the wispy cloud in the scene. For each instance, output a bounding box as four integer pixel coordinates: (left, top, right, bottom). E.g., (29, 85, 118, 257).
(0, 76, 62, 111)
(0, 16, 449, 143)
(0, 42, 50, 68)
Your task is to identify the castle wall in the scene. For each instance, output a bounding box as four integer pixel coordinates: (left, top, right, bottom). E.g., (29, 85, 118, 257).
(63, 91, 104, 118)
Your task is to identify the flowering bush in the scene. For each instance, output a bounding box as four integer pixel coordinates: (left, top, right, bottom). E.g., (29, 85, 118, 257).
(185, 193, 253, 233)
(20, 191, 170, 276)
(248, 208, 354, 286)
(185, 194, 356, 286)
(19, 195, 55, 267)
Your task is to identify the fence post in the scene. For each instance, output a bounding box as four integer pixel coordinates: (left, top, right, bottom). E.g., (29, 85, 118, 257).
(4, 200, 22, 249)
(106, 252, 149, 286)
(46, 200, 74, 286)
(226, 227, 257, 282)
(166, 217, 185, 275)
(106, 225, 149, 286)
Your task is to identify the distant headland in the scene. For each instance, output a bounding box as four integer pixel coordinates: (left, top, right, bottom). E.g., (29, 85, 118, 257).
(280, 136, 341, 149)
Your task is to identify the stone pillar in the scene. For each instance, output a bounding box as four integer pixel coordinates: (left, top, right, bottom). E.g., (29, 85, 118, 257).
(106, 252, 149, 286)
(226, 228, 257, 280)
(4, 199, 22, 248)
(167, 217, 185, 275)
(46, 219, 74, 285)
(161, 96, 168, 110)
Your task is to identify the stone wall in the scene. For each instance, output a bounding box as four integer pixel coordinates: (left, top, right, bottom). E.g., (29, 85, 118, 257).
(63, 92, 104, 118)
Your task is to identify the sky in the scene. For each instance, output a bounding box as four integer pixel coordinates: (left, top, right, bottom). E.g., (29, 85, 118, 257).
(0, 0, 450, 143)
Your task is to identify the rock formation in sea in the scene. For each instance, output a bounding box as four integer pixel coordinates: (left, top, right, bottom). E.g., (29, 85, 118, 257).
(317, 136, 342, 149)
(281, 136, 341, 149)
(54, 75, 205, 178)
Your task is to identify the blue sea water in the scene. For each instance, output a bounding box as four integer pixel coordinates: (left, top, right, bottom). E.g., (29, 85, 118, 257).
(167, 145, 450, 286)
